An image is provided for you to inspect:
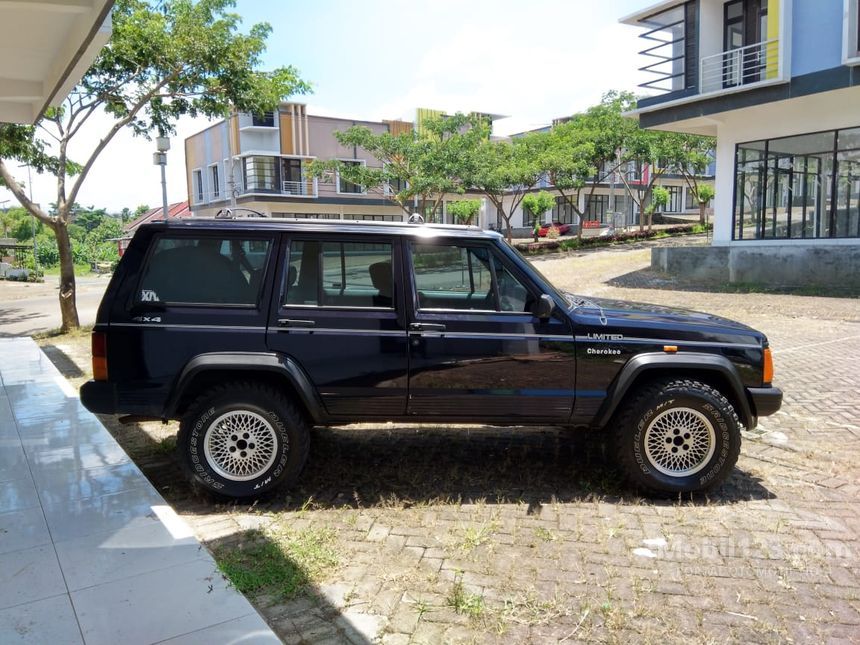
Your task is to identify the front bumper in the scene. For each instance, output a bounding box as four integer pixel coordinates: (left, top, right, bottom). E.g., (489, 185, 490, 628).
(79, 380, 118, 415)
(747, 386, 783, 418)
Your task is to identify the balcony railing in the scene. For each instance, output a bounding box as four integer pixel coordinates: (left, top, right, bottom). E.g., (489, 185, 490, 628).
(281, 179, 317, 197)
(240, 177, 318, 198)
(700, 39, 779, 94)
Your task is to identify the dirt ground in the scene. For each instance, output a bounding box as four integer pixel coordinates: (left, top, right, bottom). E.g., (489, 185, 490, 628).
(38, 235, 860, 644)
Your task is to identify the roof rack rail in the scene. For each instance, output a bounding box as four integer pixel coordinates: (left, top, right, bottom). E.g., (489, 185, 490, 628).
(214, 208, 269, 219)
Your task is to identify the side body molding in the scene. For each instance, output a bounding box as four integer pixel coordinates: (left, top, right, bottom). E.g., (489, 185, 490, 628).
(163, 352, 326, 423)
(594, 352, 755, 430)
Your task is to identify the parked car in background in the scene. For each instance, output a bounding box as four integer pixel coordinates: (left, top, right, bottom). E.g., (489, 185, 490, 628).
(538, 222, 573, 237)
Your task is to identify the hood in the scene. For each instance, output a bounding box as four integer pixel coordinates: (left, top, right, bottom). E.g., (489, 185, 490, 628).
(564, 293, 765, 345)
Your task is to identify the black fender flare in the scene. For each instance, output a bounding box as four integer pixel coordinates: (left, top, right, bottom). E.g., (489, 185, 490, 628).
(163, 352, 326, 423)
(594, 352, 755, 429)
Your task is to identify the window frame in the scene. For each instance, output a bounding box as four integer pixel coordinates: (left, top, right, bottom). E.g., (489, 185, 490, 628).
(407, 240, 539, 316)
(336, 159, 367, 195)
(209, 163, 221, 199)
(843, 0, 860, 65)
(731, 125, 860, 240)
(132, 232, 275, 309)
(192, 168, 204, 204)
(279, 234, 397, 311)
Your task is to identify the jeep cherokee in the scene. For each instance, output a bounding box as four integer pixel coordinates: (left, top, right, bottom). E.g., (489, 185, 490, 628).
(80, 218, 782, 498)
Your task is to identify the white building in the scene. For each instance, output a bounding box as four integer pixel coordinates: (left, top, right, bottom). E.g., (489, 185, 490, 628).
(621, 0, 860, 287)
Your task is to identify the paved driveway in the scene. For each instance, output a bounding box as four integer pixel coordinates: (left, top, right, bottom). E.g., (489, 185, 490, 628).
(37, 239, 860, 643)
(0, 277, 108, 337)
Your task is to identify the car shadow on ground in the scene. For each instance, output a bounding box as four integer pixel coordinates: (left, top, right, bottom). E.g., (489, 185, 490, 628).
(270, 425, 775, 510)
(107, 420, 775, 514)
(39, 344, 85, 378)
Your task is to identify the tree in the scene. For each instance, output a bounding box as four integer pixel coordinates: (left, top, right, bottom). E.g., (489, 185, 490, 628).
(522, 191, 555, 226)
(543, 91, 637, 240)
(308, 113, 487, 219)
(665, 134, 716, 225)
(465, 132, 546, 242)
(620, 128, 716, 232)
(0, 0, 308, 330)
(447, 199, 481, 225)
(694, 184, 715, 226)
(648, 186, 669, 222)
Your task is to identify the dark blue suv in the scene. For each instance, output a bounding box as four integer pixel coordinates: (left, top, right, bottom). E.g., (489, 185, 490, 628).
(81, 218, 782, 498)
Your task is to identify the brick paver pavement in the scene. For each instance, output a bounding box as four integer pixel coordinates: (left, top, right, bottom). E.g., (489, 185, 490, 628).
(41, 237, 860, 644)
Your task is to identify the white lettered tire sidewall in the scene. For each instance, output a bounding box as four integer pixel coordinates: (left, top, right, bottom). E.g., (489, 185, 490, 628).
(615, 379, 741, 495)
(179, 383, 310, 499)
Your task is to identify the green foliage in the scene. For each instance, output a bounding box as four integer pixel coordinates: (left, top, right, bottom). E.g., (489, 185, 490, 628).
(447, 199, 481, 225)
(523, 191, 556, 223)
(0, 0, 306, 329)
(308, 113, 488, 216)
(650, 186, 670, 212)
(215, 526, 339, 600)
(696, 183, 715, 204)
(1, 207, 43, 240)
(35, 233, 60, 267)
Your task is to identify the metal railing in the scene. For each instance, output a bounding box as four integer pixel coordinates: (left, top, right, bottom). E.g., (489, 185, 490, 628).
(281, 178, 317, 197)
(700, 39, 779, 94)
(637, 18, 687, 93)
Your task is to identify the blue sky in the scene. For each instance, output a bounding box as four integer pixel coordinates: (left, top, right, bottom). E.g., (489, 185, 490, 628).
(3, 0, 649, 212)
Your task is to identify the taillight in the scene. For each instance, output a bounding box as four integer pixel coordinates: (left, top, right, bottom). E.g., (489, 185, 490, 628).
(762, 347, 773, 384)
(92, 331, 108, 381)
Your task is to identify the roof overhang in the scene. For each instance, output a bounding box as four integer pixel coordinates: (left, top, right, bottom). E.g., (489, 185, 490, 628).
(618, 0, 687, 26)
(0, 0, 114, 125)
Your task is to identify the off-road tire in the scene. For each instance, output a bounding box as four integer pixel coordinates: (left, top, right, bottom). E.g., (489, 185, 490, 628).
(613, 378, 741, 496)
(177, 382, 310, 499)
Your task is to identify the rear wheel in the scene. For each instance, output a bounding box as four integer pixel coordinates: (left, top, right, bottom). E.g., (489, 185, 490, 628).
(178, 382, 309, 498)
(613, 378, 741, 495)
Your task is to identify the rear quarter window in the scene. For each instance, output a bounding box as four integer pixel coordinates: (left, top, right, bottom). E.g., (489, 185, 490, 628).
(136, 235, 272, 306)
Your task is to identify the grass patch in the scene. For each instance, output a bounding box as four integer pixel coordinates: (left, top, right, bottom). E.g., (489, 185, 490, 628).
(447, 574, 484, 618)
(42, 263, 92, 277)
(457, 521, 498, 553)
(215, 525, 339, 600)
(151, 435, 177, 457)
(33, 324, 93, 341)
(533, 527, 556, 542)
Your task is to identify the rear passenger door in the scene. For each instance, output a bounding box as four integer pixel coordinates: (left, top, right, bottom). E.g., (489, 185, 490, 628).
(405, 240, 575, 421)
(266, 234, 409, 418)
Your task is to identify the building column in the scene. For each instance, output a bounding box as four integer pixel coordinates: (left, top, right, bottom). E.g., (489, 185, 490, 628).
(713, 129, 736, 245)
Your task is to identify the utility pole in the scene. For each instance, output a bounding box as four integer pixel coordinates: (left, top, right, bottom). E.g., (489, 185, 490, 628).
(154, 137, 170, 219)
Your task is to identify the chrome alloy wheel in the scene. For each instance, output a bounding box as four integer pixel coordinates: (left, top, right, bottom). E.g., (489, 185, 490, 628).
(644, 407, 716, 477)
(203, 411, 279, 481)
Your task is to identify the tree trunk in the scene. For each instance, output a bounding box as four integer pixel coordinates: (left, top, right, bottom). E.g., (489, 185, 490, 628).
(53, 219, 80, 331)
(699, 201, 706, 226)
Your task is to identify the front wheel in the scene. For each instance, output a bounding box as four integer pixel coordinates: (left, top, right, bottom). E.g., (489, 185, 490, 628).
(613, 378, 741, 495)
(178, 382, 310, 498)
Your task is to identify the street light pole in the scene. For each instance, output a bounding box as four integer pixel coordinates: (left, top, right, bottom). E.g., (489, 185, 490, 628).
(154, 136, 171, 219)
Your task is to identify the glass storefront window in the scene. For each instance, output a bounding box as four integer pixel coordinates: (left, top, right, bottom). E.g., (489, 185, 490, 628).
(733, 127, 860, 240)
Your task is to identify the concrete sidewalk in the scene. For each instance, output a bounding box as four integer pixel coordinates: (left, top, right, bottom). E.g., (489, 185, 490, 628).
(0, 337, 280, 644)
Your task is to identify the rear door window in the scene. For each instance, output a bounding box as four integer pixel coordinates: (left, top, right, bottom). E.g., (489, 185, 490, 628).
(136, 235, 272, 306)
(284, 239, 394, 308)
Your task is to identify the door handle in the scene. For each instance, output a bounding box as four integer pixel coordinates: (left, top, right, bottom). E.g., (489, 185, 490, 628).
(409, 323, 446, 332)
(278, 318, 316, 328)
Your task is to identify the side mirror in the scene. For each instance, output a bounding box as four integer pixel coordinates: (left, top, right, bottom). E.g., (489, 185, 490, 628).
(533, 293, 555, 319)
